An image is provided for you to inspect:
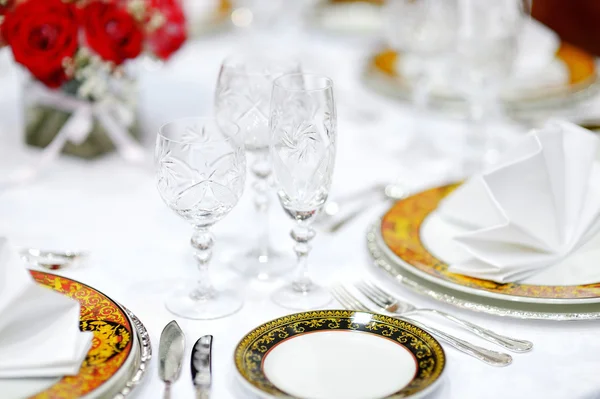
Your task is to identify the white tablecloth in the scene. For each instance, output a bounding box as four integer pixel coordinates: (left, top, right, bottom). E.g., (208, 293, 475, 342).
(1, 28, 600, 399)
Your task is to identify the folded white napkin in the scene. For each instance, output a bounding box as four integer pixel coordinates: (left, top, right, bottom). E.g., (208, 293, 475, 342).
(439, 120, 600, 284)
(0, 238, 92, 378)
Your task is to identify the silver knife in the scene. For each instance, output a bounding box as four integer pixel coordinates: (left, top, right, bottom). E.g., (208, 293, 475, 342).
(191, 335, 213, 399)
(159, 321, 185, 399)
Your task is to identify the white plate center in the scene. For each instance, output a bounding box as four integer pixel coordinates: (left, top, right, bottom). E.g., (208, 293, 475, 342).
(263, 330, 417, 399)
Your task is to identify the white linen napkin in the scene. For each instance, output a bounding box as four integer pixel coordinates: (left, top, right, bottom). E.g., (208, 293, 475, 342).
(0, 238, 92, 378)
(439, 120, 600, 283)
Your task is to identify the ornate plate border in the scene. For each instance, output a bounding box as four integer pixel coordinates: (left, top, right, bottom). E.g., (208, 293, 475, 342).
(234, 310, 445, 398)
(30, 272, 151, 398)
(368, 222, 600, 320)
(380, 185, 600, 302)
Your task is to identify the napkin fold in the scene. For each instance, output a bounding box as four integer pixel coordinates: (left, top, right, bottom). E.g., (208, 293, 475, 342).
(0, 238, 92, 378)
(439, 120, 600, 283)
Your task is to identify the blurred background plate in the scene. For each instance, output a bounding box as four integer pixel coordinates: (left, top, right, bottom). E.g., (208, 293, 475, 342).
(363, 44, 599, 116)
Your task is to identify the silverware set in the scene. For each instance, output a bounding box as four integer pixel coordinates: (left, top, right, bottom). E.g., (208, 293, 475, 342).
(332, 280, 533, 367)
(159, 321, 213, 398)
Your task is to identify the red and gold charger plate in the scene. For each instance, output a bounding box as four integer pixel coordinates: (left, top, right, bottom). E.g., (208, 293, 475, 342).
(376, 185, 600, 311)
(17, 271, 150, 399)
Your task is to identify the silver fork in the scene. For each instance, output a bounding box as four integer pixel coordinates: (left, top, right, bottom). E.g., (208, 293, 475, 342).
(332, 285, 512, 367)
(356, 280, 533, 353)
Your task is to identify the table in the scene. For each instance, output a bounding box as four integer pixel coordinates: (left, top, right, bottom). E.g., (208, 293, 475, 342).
(1, 28, 600, 399)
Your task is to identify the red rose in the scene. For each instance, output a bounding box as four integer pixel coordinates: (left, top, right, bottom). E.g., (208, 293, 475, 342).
(79, 1, 143, 65)
(148, 0, 187, 60)
(0, 0, 14, 16)
(1, 0, 78, 88)
(0, 0, 15, 45)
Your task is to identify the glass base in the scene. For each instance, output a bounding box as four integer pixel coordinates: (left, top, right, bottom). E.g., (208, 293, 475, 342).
(230, 247, 294, 280)
(272, 283, 332, 310)
(165, 287, 243, 320)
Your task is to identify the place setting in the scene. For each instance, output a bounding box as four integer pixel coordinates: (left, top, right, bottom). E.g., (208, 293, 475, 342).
(3, 0, 600, 398)
(6, 75, 530, 399)
(0, 60, 534, 398)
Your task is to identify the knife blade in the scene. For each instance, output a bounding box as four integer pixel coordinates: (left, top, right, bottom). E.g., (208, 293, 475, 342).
(191, 335, 213, 399)
(159, 320, 185, 399)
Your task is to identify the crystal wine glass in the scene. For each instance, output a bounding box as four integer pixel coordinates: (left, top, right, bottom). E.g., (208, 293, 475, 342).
(155, 117, 246, 319)
(269, 73, 336, 310)
(455, 0, 531, 170)
(385, 0, 458, 158)
(215, 53, 300, 280)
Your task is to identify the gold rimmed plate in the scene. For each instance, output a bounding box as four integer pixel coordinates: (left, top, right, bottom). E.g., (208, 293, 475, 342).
(378, 185, 600, 305)
(1, 271, 151, 399)
(364, 43, 599, 114)
(234, 310, 445, 399)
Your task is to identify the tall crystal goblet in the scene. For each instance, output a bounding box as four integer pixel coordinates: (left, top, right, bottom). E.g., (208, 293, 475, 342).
(215, 53, 300, 280)
(455, 0, 531, 171)
(269, 73, 337, 310)
(155, 117, 246, 319)
(385, 0, 458, 158)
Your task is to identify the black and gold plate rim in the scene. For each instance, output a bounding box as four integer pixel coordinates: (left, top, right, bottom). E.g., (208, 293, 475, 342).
(234, 309, 446, 399)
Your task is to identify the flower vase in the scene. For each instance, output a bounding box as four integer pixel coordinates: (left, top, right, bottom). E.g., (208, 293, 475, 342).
(23, 77, 140, 159)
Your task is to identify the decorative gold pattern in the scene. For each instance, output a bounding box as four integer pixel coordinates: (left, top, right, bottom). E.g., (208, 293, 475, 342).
(234, 310, 445, 398)
(29, 271, 133, 399)
(381, 185, 600, 299)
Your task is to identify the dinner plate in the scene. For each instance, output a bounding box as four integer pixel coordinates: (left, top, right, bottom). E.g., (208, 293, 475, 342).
(1, 271, 151, 399)
(376, 185, 600, 306)
(234, 310, 445, 399)
(363, 44, 599, 115)
(368, 226, 600, 320)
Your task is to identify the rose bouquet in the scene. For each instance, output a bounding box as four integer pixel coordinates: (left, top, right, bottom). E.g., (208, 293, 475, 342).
(0, 0, 187, 158)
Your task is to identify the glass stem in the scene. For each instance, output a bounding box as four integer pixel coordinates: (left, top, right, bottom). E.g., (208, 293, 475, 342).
(190, 227, 215, 300)
(412, 71, 431, 117)
(290, 222, 316, 293)
(465, 80, 491, 173)
(251, 152, 271, 260)
(409, 60, 435, 155)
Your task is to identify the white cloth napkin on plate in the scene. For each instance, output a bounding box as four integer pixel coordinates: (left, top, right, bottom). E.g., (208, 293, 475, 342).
(439, 120, 600, 283)
(0, 238, 92, 378)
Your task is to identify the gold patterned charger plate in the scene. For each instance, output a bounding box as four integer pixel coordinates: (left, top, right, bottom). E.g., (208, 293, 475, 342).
(1, 271, 151, 399)
(235, 310, 445, 399)
(363, 43, 599, 114)
(375, 185, 600, 308)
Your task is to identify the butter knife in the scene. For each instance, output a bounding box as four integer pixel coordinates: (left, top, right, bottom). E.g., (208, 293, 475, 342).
(159, 321, 185, 399)
(191, 335, 213, 399)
